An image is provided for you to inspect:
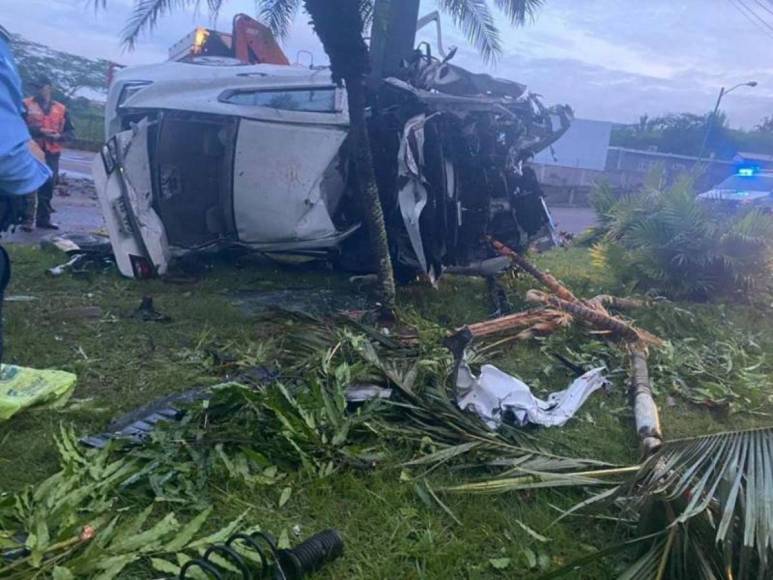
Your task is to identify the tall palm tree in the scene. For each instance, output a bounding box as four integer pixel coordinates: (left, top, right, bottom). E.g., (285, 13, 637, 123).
(110, 0, 545, 316)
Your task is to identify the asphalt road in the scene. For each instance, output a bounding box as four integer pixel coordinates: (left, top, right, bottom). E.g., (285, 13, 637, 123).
(550, 206, 597, 235)
(5, 149, 597, 246)
(60, 149, 96, 178)
(3, 149, 103, 245)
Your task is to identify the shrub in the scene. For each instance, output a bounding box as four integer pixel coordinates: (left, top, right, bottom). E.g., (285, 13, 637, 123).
(588, 176, 773, 300)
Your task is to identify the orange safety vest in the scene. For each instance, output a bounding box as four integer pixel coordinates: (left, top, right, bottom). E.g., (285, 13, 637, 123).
(23, 97, 67, 154)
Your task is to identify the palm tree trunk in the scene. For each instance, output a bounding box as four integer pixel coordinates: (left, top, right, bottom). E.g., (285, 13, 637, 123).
(345, 77, 397, 315)
(370, 0, 421, 79)
(304, 0, 396, 317)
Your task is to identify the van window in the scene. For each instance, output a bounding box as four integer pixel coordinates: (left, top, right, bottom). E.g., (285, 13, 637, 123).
(222, 88, 337, 113)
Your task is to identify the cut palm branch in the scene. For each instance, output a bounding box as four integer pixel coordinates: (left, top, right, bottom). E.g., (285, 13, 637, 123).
(533, 426, 773, 579)
(489, 236, 578, 302)
(461, 307, 573, 340)
(526, 290, 664, 349)
(444, 465, 640, 494)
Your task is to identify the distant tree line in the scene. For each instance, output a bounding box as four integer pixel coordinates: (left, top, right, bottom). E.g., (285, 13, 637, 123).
(611, 112, 773, 159)
(9, 33, 109, 144)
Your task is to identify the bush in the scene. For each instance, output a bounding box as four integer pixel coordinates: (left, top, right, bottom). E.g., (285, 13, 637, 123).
(588, 175, 773, 300)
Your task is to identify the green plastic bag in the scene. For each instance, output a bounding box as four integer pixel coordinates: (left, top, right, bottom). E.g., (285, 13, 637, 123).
(0, 364, 77, 420)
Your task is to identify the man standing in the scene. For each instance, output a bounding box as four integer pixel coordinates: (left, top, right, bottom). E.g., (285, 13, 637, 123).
(22, 76, 74, 230)
(0, 25, 52, 360)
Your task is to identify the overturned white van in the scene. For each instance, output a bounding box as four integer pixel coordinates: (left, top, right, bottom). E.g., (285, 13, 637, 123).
(94, 48, 572, 280)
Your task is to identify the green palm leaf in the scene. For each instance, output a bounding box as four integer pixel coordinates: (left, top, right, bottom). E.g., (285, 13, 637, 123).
(438, 0, 501, 62)
(120, 0, 209, 48)
(534, 427, 773, 579)
(257, 0, 302, 39)
(492, 0, 544, 25)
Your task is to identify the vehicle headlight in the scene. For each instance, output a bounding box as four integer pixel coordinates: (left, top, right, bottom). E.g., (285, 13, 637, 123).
(117, 81, 153, 108)
(100, 137, 119, 174)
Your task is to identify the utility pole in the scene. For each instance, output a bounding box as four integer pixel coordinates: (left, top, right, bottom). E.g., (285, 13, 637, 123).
(370, 0, 421, 79)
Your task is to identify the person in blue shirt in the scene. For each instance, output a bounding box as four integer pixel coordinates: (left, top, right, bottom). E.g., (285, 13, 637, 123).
(0, 25, 51, 197)
(0, 24, 52, 361)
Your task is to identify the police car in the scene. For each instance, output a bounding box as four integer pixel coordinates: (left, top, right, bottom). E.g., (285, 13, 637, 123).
(698, 166, 773, 212)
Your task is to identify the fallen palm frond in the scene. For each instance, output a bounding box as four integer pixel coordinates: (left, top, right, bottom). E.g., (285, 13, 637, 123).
(531, 426, 773, 579)
(0, 427, 254, 579)
(272, 313, 611, 479)
(444, 465, 639, 494)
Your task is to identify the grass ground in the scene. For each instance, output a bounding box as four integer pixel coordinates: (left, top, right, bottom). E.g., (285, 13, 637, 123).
(0, 244, 771, 578)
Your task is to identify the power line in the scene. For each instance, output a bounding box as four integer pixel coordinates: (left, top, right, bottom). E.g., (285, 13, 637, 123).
(736, 0, 773, 34)
(752, 0, 773, 18)
(727, 0, 773, 38)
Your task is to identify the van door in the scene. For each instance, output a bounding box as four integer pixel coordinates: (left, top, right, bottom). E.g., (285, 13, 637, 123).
(93, 119, 171, 278)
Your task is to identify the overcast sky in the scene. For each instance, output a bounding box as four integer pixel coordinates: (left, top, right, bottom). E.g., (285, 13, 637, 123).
(4, 0, 772, 128)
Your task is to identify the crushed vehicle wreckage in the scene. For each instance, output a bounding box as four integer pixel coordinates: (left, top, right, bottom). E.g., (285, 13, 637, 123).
(93, 15, 573, 281)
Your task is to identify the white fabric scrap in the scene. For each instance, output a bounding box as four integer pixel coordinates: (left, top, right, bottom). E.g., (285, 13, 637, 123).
(456, 361, 607, 429)
(345, 384, 393, 403)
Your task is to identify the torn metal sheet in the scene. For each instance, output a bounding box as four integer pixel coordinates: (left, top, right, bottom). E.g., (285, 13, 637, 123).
(397, 114, 431, 278)
(456, 358, 607, 429)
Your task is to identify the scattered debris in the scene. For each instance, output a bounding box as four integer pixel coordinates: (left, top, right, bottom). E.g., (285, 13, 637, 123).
(132, 296, 172, 323)
(47, 255, 85, 277)
(345, 384, 393, 403)
(80, 387, 208, 448)
(4, 295, 37, 302)
(43, 233, 115, 277)
(180, 528, 344, 579)
(456, 358, 607, 429)
(0, 364, 77, 420)
(40, 233, 112, 255)
(454, 240, 665, 453)
(81, 367, 277, 448)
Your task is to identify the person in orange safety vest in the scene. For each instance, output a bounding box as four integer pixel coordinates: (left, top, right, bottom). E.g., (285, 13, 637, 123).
(22, 76, 75, 230)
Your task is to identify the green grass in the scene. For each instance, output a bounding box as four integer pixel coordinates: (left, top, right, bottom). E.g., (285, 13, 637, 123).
(0, 244, 771, 578)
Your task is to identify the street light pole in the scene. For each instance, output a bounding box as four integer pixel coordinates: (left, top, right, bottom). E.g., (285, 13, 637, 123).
(697, 81, 758, 162)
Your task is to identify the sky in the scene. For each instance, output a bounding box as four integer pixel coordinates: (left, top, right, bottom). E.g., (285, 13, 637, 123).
(3, 0, 773, 128)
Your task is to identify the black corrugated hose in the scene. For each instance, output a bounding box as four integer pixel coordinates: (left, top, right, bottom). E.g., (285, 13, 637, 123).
(178, 528, 344, 580)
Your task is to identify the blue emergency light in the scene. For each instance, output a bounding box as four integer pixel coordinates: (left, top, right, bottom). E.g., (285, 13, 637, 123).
(737, 165, 759, 177)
